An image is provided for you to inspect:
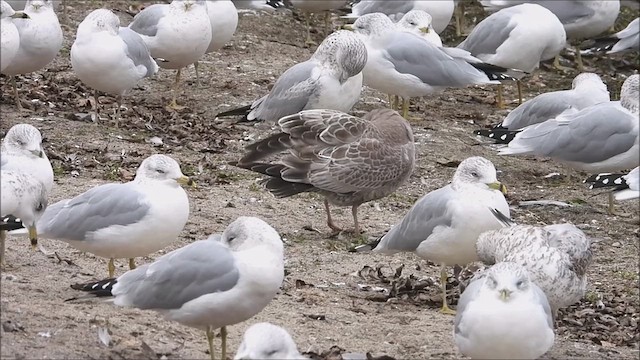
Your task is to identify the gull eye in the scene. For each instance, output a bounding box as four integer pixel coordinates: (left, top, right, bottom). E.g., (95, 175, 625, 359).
(471, 171, 479, 178)
(156, 169, 165, 174)
(409, 21, 417, 26)
(516, 280, 524, 287)
(36, 203, 44, 212)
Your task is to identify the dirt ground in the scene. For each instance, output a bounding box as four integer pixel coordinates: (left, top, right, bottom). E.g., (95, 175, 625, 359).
(1, 1, 639, 359)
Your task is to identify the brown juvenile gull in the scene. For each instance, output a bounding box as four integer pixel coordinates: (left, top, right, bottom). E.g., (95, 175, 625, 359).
(477, 209, 592, 315)
(373, 157, 509, 314)
(231, 108, 415, 234)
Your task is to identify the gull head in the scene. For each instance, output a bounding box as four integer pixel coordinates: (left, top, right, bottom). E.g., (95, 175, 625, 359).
(1, 1, 29, 19)
(81, 9, 120, 34)
(25, 0, 54, 12)
(352, 13, 394, 38)
(1, 170, 48, 248)
(397, 10, 434, 34)
(234, 322, 302, 360)
(2, 124, 45, 159)
(221, 217, 283, 253)
(572, 72, 609, 97)
(135, 154, 193, 187)
(453, 157, 507, 194)
(313, 30, 367, 82)
(621, 74, 639, 114)
(482, 262, 531, 303)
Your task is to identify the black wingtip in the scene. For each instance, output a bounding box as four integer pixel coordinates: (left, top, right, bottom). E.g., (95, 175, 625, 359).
(473, 128, 519, 144)
(0, 215, 25, 232)
(583, 172, 628, 190)
(490, 208, 516, 227)
(215, 104, 252, 119)
(70, 278, 118, 298)
(470, 63, 519, 82)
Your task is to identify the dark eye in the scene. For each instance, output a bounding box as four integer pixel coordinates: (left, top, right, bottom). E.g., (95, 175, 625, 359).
(36, 203, 44, 212)
(409, 21, 417, 26)
(156, 169, 165, 174)
(265, 349, 278, 357)
(471, 171, 479, 178)
(516, 280, 524, 287)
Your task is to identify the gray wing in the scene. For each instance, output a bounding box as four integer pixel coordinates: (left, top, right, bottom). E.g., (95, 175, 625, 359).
(531, 282, 554, 327)
(37, 183, 150, 241)
(352, 0, 413, 16)
(501, 90, 577, 129)
(374, 185, 455, 253)
(454, 274, 484, 335)
(113, 238, 240, 310)
(534, 0, 594, 25)
(384, 32, 490, 87)
(118, 27, 157, 77)
(128, 4, 168, 37)
(610, 18, 639, 53)
(458, 7, 518, 58)
(501, 102, 638, 163)
(248, 60, 318, 122)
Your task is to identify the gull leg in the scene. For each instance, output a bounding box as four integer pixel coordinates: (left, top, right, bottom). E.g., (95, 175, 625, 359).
(168, 69, 185, 110)
(351, 205, 360, 234)
(108, 258, 116, 277)
(324, 11, 330, 36)
(574, 44, 584, 72)
(304, 13, 316, 47)
(324, 198, 342, 232)
(11, 76, 22, 111)
(114, 95, 122, 128)
(206, 326, 216, 360)
(608, 192, 631, 217)
(454, 1, 464, 37)
(496, 84, 504, 109)
(0, 230, 6, 267)
(401, 98, 410, 118)
(516, 80, 523, 105)
(553, 54, 571, 72)
(440, 265, 456, 315)
(128, 258, 136, 270)
(194, 61, 201, 87)
(220, 326, 228, 360)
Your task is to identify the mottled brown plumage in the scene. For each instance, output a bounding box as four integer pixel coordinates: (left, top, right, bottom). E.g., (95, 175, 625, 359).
(232, 108, 415, 233)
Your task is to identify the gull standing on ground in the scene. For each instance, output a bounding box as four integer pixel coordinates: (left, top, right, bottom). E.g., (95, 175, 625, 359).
(232, 108, 415, 235)
(1, 123, 54, 194)
(216, 30, 367, 123)
(454, 262, 555, 359)
(1, 0, 63, 110)
(591, 17, 639, 54)
(350, 13, 514, 118)
(474, 72, 610, 143)
(1, 1, 28, 72)
(192, 0, 238, 84)
(128, 0, 212, 110)
(479, 0, 620, 71)
(585, 166, 639, 215)
(499, 74, 639, 173)
(72, 217, 285, 360)
(373, 157, 509, 314)
(289, 0, 348, 46)
(477, 210, 592, 314)
(344, 0, 454, 34)
(458, 3, 566, 108)
(0, 170, 47, 265)
(35, 154, 192, 277)
(235, 322, 303, 360)
(71, 9, 159, 124)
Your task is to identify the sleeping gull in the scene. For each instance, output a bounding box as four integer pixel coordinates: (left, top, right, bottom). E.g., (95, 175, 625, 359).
(585, 166, 639, 215)
(477, 209, 592, 314)
(1, 1, 28, 72)
(289, 0, 348, 46)
(193, 0, 238, 83)
(474, 72, 610, 143)
(1, 0, 63, 111)
(373, 156, 509, 314)
(235, 322, 303, 360)
(479, 0, 620, 71)
(498, 74, 639, 173)
(35, 154, 192, 277)
(344, 0, 454, 34)
(71, 216, 285, 360)
(1, 170, 48, 264)
(454, 262, 555, 359)
(216, 30, 366, 123)
(128, 0, 211, 110)
(1, 123, 54, 194)
(71, 9, 159, 124)
(590, 17, 640, 54)
(396, 10, 443, 47)
(231, 108, 415, 235)
(458, 3, 566, 107)
(350, 13, 515, 118)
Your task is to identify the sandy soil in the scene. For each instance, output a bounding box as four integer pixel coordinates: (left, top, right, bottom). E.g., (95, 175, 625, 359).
(1, 1, 639, 359)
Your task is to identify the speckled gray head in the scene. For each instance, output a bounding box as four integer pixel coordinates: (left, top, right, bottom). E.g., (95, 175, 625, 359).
(135, 154, 192, 186)
(397, 10, 434, 31)
(81, 9, 120, 33)
(483, 262, 532, 302)
(25, 0, 55, 12)
(352, 12, 394, 38)
(221, 216, 283, 252)
(234, 322, 301, 360)
(453, 156, 507, 194)
(2, 123, 45, 158)
(1, 170, 48, 246)
(571, 72, 605, 89)
(621, 74, 639, 113)
(313, 30, 367, 81)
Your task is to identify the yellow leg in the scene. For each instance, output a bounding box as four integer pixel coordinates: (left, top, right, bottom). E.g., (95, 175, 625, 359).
(220, 326, 227, 360)
(194, 61, 201, 87)
(496, 84, 504, 109)
(324, 11, 330, 35)
(168, 69, 185, 110)
(516, 80, 523, 105)
(401, 98, 409, 118)
(440, 265, 456, 315)
(128, 258, 136, 270)
(574, 44, 584, 72)
(206, 326, 216, 360)
(608, 192, 631, 217)
(0, 230, 6, 267)
(108, 258, 115, 278)
(553, 54, 571, 72)
(454, 1, 464, 37)
(304, 13, 316, 47)
(11, 76, 22, 111)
